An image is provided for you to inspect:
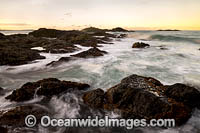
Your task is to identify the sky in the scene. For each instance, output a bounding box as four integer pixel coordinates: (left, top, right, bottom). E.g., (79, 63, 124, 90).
(0, 0, 200, 30)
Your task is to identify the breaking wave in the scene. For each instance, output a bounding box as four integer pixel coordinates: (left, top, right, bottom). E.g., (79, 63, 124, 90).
(149, 34, 200, 44)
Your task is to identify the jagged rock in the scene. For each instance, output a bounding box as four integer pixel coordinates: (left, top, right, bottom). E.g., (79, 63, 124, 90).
(164, 83, 200, 108)
(46, 57, 72, 67)
(83, 88, 105, 108)
(6, 78, 90, 102)
(83, 74, 199, 126)
(0, 105, 49, 127)
(71, 47, 107, 58)
(132, 42, 150, 48)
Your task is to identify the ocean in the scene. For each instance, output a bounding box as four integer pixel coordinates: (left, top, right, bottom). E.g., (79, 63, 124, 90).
(0, 30, 200, 132)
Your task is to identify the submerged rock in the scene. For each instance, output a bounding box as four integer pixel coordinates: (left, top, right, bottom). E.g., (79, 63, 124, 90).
(132, 42, 150, 48)
(46, 57, 72, 67)
(83, 74, 200, 126)
(0, 105, 49, 127)
(71, 47, 108, 58)
(6, 78, 90, 102)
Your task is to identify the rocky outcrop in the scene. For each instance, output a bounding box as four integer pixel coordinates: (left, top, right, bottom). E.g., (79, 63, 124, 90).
(0, 33, 6, 39)
(0, 28, 118, 66)
(0, 105, 49, 127)
(132, 42, 150, 48)
(29, 28, 66, 38)
(6, 78, 90, 102)
(83, 74, 200, 126)
(0, 45, 45, 66)
(71, 47, 108, 58)
(111, 27, 129, 32)
(82, 27, 105, 33)
(165, 83, 200, 109)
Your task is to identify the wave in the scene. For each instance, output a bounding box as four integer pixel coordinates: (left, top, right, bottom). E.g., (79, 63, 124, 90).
(149, 34, 200, 44)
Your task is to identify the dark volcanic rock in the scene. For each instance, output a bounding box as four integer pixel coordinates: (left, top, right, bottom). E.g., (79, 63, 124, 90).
(132, 42, 150, 48)
(0, 33, 6, 39)
(62, 33, 102, 47)
(105, 74, 164, 104)
(0, 28, 115, 66)
(111, 27, 129, 32)
(0, 34, 47, 66)
(164, 83, 200, 108)
(83, 74, 199, 126)
(71, 47, 107, 58)
(0, 46, 45, 66)
(82, 27, 105, 33)
(82, 27, 116, 39)
(83, 88, 105, 108)
(46, 57, 72, 67)
(6, 78, 90, 102)
(0, 105, 49, 127)
(29, 28, 65, 38)
(0, 87, 6, 96)
(0, 126, 8, 133)
(41, 39, 79, 53)
(158, 29, 180, 31)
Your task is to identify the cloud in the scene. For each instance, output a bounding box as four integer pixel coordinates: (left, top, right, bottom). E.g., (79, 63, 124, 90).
(0, 23, 30, 26)
(64, 12, 72, 17)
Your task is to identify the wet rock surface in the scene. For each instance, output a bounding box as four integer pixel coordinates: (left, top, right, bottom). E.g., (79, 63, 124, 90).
(0, 126, 8, 133)
(132, 42, 150, 48)
(71, 47, 108, 58)
(1, 74, 200, 131)
(165, 83, 200, 109)
(83, 88, 105, 108)
(0, 87, 6, 96)
(6, 78, 90, 102)
(46, 57, 72, 67)
(0, 28, 116, 66)
(83, 74, 200, 126)
(0, 105, 49, 127)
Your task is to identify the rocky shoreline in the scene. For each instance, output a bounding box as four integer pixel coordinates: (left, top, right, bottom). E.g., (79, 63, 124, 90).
(1, 27, 200, 132)
(0, 27, 128, 66)
(0, 74, 200, 132)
